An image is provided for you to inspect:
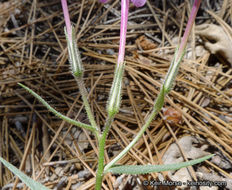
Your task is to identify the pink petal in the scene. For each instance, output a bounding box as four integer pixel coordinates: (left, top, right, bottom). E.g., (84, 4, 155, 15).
(99, 0, 108, 3)
(131, 0, 146, 7)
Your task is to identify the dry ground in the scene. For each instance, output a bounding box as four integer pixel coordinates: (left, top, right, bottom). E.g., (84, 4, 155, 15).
(0, 0, 232, 189)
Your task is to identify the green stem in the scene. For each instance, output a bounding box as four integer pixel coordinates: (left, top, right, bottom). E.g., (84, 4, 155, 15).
(75, 77, 99, 133)
(104, 88, 165, 173)
(95, 116, 114, 190)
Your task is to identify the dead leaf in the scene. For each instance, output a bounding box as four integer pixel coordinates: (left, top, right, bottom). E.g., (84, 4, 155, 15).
(196, 24, 232, 66)
(135, 35, 157, 50)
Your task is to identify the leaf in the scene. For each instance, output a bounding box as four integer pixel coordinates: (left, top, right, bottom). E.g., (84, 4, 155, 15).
(106, 154, 214, 174)
(135, 35, 157, 50)
(18, 83, 95, 132)
(0, 157, 50, 190)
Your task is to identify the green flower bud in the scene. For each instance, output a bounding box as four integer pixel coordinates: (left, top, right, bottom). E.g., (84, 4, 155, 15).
(64, 26, 83, 77)
(107, 63, 125, 116)
(163, 47, 185, 93)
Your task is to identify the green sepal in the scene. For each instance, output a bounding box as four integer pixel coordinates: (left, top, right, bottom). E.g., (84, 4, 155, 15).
(64, 26, 83, 77)
(163, 46, 185, 93)
(0, 157, 50, 190)
(107, 62, 125, 116)
(105, 154, 214, 174)
(153, 87, 165, 111)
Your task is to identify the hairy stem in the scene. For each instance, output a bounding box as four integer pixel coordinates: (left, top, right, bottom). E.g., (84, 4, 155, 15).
(104, 88, 165, 172)
(75, 77, 100, 134)
(95, 116, 114, 190)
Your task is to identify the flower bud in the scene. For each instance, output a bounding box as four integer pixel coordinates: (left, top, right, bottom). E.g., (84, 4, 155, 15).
(107, 63, 125, 116)
(163, 47, 185, 93)
(64, 26, 83, 77)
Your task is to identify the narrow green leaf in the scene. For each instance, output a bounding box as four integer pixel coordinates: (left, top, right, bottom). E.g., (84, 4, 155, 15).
(18, 83, 95, 132)
(106, 154, 214, 174)
(0, 157, 50, 190)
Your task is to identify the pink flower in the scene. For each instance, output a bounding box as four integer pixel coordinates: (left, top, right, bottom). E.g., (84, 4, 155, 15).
(99, 0, 108, 3)
(100, 0, 146, 7)
(131, 0, 146, 7)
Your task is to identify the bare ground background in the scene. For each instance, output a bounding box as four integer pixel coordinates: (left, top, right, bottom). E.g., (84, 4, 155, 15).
(0, 0, 232, 189)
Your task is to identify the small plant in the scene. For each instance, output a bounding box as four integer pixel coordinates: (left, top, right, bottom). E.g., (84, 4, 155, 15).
(0, 0, 213, 189)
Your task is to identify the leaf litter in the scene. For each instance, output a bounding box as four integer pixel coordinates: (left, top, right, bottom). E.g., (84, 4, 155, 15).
(0, 0, 231, 189)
